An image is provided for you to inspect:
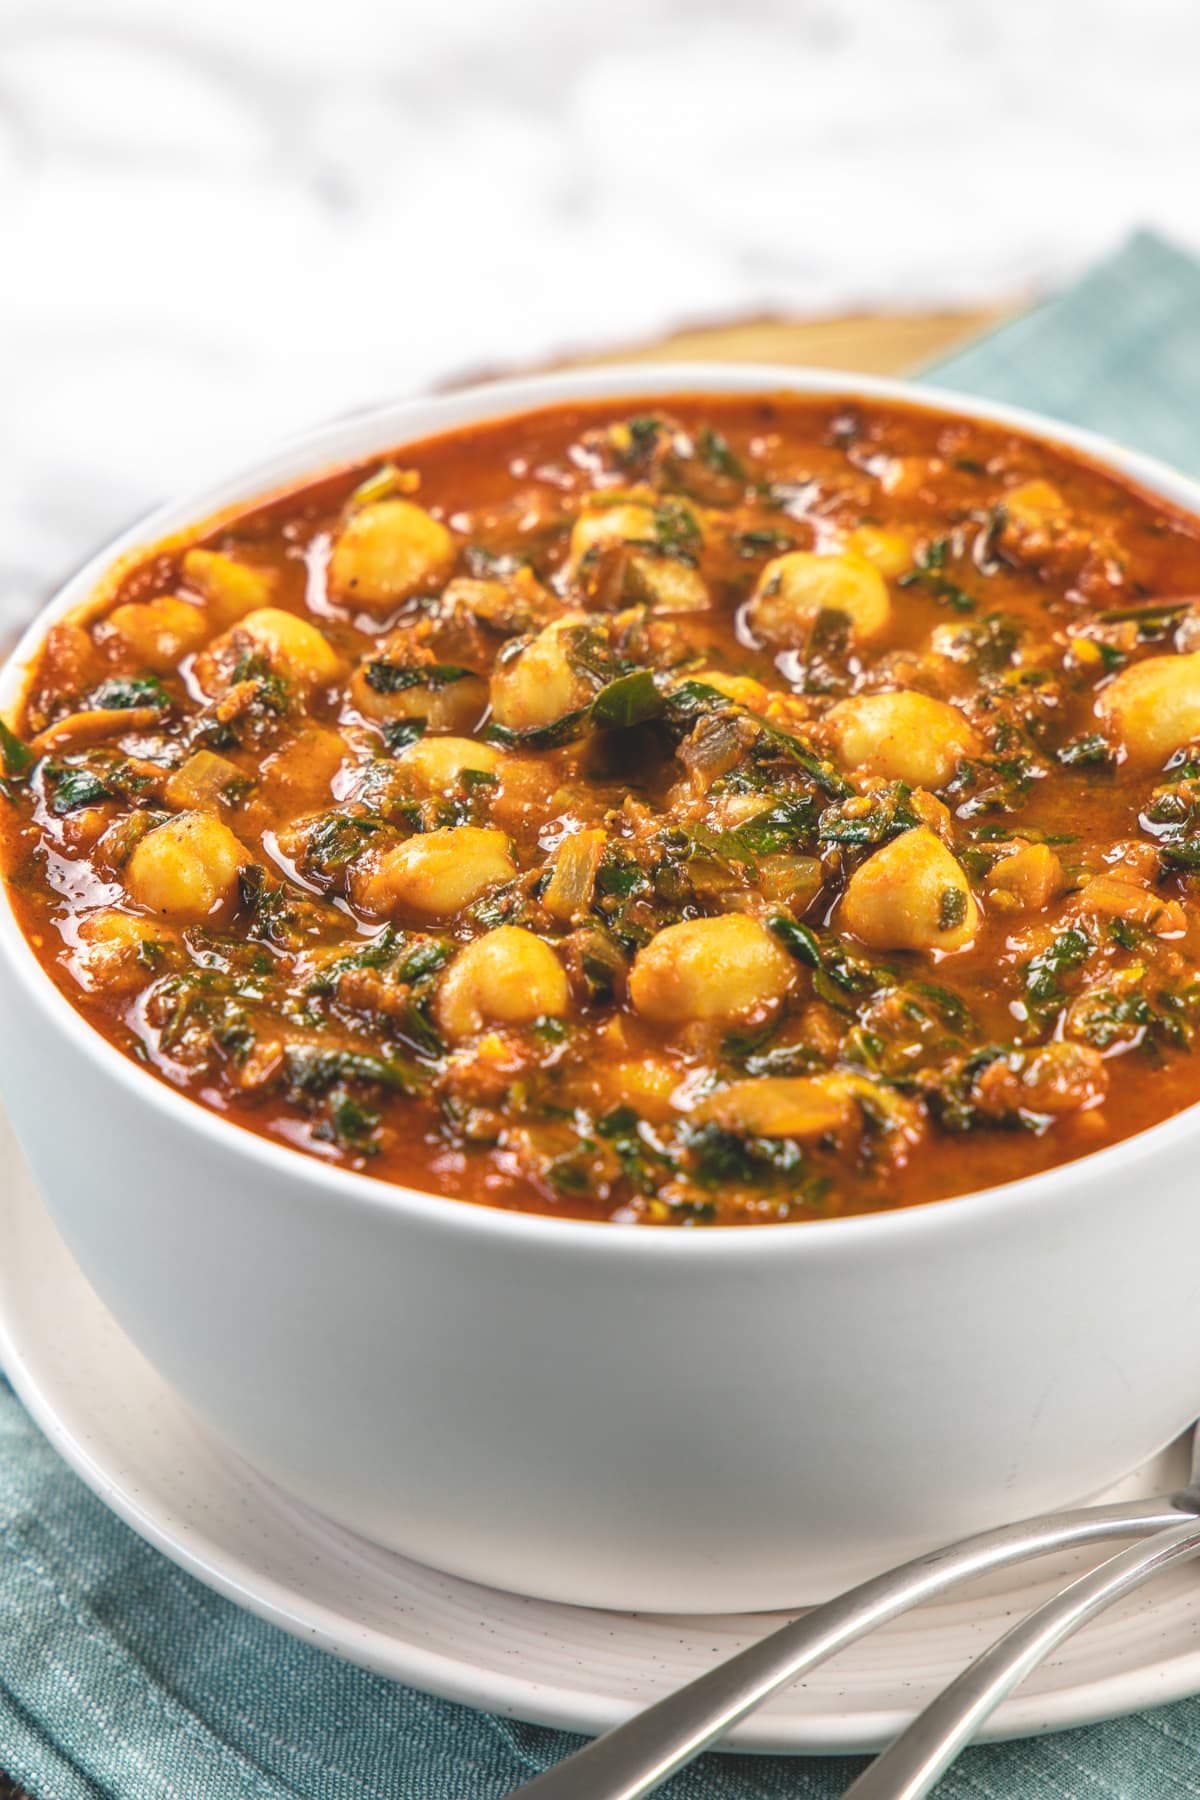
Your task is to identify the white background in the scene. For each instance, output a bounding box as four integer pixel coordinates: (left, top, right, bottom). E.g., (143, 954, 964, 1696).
(2, 0, 1199, 632)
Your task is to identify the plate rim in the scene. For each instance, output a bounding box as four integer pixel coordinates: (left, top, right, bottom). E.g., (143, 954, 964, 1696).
(3, 1121, 1200, 1754)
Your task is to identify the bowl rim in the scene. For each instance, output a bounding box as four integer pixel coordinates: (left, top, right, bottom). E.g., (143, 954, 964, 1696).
(5, 356, 1200, 1258)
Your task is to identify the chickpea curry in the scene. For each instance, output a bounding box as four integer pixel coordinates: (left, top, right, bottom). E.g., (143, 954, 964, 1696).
(6, 393, 1200, 1226)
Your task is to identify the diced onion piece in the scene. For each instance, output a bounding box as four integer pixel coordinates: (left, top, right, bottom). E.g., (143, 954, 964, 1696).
(164, 750, 245, 813)
(542, 829, 606, 923)
(1078, 874, 1186, 936)
(984, 844, 1067, 913)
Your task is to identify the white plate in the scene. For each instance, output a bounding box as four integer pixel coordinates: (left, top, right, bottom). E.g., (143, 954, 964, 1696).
(2, 1110, 1199, 1756)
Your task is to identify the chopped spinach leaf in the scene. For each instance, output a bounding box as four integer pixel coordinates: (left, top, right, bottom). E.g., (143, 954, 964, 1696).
(46, 765, 112, 814)
(1024, 927, 1091, 1014)
(485, 704, 593, 751)
(686, 1122, 805, 1187)
(695, 426, 744, 483)
(89, 675, 169, 711)
(652, 498, 702, 561)
(0, 719, 34, 779)
(596, 1106, 675, 1194)
(284, 1044, 418, 1096)
(319, 1093, 382, 1154)
(364, 661, 472, 695)
(938, 887, 967, 931)
(899, 536, 977, 612)
(768, 915, 822, 969)
(383, 719, 427, 753)
(590, 669, 663, 730)
(1057, 732, 1113, 769)
(733, 529, 797, 559)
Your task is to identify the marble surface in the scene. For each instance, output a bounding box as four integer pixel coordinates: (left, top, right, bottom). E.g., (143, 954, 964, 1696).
(2, 0, 1199, 635)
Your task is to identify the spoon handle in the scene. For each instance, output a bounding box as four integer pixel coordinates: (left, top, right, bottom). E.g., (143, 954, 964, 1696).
(507, 1497, 1187, 1800)
(843, 1514, 1200, 1800)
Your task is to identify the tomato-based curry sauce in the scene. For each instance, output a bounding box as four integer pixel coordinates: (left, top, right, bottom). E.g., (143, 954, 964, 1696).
(5, 394, 1200, 1224)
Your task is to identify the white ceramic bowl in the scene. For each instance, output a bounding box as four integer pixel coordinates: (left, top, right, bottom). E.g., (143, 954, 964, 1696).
(4, 364, 1200, 1615)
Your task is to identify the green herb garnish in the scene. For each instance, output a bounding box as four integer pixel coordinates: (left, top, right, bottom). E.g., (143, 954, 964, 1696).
(899, 536, 977, 612)
(89, 675, 168, 711)
(364, 662, 471, 695)
(47, 766, 113, 814)
(0, 720, 34, 779)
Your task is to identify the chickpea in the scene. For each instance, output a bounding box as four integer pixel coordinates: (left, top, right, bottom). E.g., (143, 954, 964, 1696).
(879, 456, 945, 500)
(821, 691, 980, 788)
(126, 811, 249, 923)
(182, 548, 276, 627)
(628, 914, 795, 1025)
(1095, 652, 1200, 767)
(568, 502, 658, 568)
(1003, 479, 1067, 533)
(594, 1056, 681, 1124)
(59, 805, 119, 856)
(348, 662, 487, 735)
(694, 1075, 854, 1140)
(232, 608, 345, 691)
(435, 926, 569, 1039)
(105, 597, 207, 673)
(351, 825, 515, 920)
(395, 736, 502, 791)
(840, 826, 979, 954)
(489, 617, 594, 733)
(74, 909, 175, 995)
(328, 500, 456, 611)
(746, 551, 891, 647)
(841, 525, 914, 579)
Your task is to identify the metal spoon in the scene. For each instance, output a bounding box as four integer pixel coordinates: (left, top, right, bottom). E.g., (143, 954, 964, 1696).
(508, 1432, 1200, 1800)
(844, 1511, 1200, 1799)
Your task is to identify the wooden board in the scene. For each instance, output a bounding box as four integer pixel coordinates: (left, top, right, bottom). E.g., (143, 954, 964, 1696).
(556, 304, 1010, 378)
(451, 304, 1015, 391)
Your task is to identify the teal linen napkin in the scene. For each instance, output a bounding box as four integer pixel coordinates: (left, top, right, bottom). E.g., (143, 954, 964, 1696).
(926, 229, 1200, 476)
(7, 228, 1200, 1800)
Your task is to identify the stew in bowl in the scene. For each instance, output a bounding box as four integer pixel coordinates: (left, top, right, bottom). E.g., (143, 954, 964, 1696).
(6, 392, 1200, 1226)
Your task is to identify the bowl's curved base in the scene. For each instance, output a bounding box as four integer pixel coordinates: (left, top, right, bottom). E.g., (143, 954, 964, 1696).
(4, 1121, 1199, 1749)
